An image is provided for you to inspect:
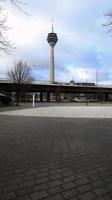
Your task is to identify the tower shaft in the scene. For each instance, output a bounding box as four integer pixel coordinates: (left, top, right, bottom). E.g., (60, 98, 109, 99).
(47, 21, 58, 83)
(50, 46, 54, 83)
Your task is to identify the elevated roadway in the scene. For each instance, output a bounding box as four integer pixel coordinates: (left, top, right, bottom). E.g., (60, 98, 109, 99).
(0, 81, 112, 94)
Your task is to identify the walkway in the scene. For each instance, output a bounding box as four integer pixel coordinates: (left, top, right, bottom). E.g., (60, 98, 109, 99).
(1, 105, 112, 118)
(0, 105, 112, 199)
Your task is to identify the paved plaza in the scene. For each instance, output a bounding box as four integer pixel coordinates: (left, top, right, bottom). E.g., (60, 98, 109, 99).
(0, 105, 112, 199)
(1, 103, 112, 118)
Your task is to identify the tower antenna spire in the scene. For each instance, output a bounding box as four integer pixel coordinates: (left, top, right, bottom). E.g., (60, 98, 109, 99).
(52, 19, 54, 33)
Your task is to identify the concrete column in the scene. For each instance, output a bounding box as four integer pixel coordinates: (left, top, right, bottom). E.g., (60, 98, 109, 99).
(104, 93, 108, 101)
(47, 92, 50, 102)
(50, 47, 54, 83)
(40, 92, 43, 102)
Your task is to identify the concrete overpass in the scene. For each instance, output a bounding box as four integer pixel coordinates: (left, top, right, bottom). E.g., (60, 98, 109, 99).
(0, 81, 112, 101)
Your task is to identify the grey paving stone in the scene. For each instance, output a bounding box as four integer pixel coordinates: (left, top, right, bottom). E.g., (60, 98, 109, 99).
(36, 172, 48, 178)
(30, 191, 48, 200)
(95, 196, 112, 200)
(33, 183, 48, 192)
(103, 176, 112, 184)
(91, 180, 105, 188)
(45, 194, 64, 200)
(89, 174, 100, 181)
(25, 170, 37, 176)
(1, 191, 16, 200)
(93, 187, 109, 196)
(62, 171, 74, 177)
(50, 174, 62, 180)
(36, 177, 49, 184)
(48, 186, 63, 195)
(3, 184, 19, 192)
(16, 188, 33, 196)
(22, 175, 35, 181)
(48, 180, 63, 187)
(106, 183, 112, 190)
(15, 197, 30, 200)
(62, 182, 76, 190)
(49, 169, 62, 175)
(20, 180, 35, 188)
(75, 178, 90, 186)
(63, 176, 75, 183)
(76, 184, 92, 193)
(62, 189, 79, 199)
(79, 191, 96, 200)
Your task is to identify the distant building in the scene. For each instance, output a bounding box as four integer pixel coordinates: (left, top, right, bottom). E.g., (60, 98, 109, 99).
(69, 80, 95, 86)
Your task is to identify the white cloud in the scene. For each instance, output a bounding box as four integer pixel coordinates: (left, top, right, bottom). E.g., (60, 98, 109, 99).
(56, 64, 97, 83)
(7, 13, 50, 47)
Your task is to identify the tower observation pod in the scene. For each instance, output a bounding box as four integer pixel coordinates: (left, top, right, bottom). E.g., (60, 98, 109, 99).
(47, 21, 58, 83)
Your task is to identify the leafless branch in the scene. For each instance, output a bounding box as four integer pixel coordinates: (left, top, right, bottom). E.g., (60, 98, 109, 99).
(0, 0, 28, 55)
(10, 0, 29, 15)
(103, 9, 112, 34)
(0, 9, 14, 54)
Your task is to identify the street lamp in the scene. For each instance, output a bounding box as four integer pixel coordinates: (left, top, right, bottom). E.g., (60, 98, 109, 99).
(96, 70, 98, 86)
(32, 64, 38, 107)
(85, 71, 88, 105)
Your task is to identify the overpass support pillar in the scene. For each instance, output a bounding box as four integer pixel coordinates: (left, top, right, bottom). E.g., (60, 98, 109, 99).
(40, 92, 43, 102)
(47, 92, 50, 102)
(104, 93, 108, 101)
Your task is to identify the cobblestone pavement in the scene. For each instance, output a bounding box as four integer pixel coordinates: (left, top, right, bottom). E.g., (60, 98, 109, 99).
(0, 115, 112, 199)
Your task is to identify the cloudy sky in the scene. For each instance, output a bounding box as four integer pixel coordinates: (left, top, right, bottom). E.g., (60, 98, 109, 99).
(0, 0, 112, 84)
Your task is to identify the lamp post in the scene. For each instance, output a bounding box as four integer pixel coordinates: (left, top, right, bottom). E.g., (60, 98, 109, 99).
(85, 71, 88, 105)
(96, 70, 98, 86)
(32, 65, 38, 105)
(33, 94, 35, 107)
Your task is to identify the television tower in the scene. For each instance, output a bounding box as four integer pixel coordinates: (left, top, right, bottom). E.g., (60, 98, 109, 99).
(47, 20, 58, 83)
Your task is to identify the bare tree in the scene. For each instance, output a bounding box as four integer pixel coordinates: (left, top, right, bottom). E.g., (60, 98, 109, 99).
(7, 60, 34, 106)
(103, 9, 112, 34)
(8, 60, 34, 84)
